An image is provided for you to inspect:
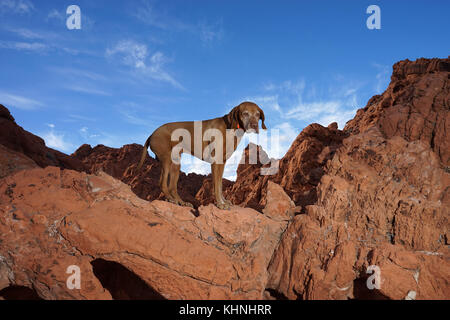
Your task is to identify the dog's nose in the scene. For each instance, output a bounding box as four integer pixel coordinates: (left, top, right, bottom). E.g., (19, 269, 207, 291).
(248, 122, 259, 133)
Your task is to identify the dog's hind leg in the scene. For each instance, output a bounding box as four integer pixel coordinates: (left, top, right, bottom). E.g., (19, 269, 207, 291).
(168, 163, 193, 208)
(211, 163, 230, 210)
(159, 156, 176, 203)
(217, 164, 232, 207)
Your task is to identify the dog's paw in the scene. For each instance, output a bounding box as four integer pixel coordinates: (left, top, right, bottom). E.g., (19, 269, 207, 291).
(216, 202, 231, 210)
(180, 201, 194, 208)
(166, 198, 177, 204)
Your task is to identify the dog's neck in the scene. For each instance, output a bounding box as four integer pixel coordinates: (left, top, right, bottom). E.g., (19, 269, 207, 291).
(222, 114, 232, 129)
(222, 114, 244, 131)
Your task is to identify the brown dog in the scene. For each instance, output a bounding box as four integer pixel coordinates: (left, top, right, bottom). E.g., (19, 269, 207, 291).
(137, 101, 267, 209)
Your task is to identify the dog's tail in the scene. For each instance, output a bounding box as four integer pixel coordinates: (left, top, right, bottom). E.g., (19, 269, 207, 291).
(137, 134, 153, 171)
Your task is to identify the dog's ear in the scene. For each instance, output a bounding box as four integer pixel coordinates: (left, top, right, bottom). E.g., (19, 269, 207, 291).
(257, 106, 267, 130)
(228, 105, 243, 129)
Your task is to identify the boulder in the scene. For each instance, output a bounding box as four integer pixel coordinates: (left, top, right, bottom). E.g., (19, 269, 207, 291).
(0, 164, 290, 299)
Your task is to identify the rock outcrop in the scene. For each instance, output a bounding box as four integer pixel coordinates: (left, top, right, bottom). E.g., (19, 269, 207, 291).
(0, 153, 292, 299)
(265, 57, 450, 300)
(266, 126, 449, 299)
(0, 104, 85, 171)
(224, 123, 348, 211)
(344, 57, 450, 166)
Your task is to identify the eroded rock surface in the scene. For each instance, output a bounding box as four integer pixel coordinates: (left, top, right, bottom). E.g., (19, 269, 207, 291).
(0, 162, 290, 299)
(266, 112, 449, 300)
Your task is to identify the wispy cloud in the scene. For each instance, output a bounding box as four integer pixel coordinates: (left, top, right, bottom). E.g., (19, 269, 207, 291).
(133, 0, 223, 45)
(3, 26, 96, 56)
(67, 114, 96, 122)
(0, 91, 43, 110)
(118, 105, 154, 127)
(106, 39, 183, 89)
(0, 40, 47, 52)
(198, 20, 224, 44)
(64, 84, 111, 96)
(0, 0, 34, 15)
(373, 63, 390, 93)
(50, 67, 107, 81)
(286, 99, 357, 129)
(41, 123, 75, 152)
(42, 130, 74, 153)
(259, 79, 359, 129)
(47, 8, 64, 22)
(6, 27, 47, 39)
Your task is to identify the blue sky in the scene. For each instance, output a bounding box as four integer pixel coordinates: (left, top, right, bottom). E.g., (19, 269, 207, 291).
(1, 0, 449, 179)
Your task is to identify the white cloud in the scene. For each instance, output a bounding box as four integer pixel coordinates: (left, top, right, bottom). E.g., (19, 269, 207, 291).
(106, 40, 148, 69)
(286, 100, 340, 120)
(47, 8, 64, 22)
(133, 0, 171, 30)
(258, 79, 359, 130)
(316, 108, 358, 129)
(42, 131, 74, 153)
(119, 109, 153, 127)
(2, 28, 94, 56)
(252, 95, 282, 114)
(181, 154, 211, 176)
(64, 85, 110, 96)
(49, 67, 107, 81)
(0, 0, 34, 14)
(198, 20, 224, 44)
(6, 27, 45, 39)
(133, 0, 223, 45)
(0, 40, 47, 52)
(373, 63, 390, 93)
(67, 114, 96, 122)
(106, 39, 183, 89)
(286, 100, 357, 129)
(0, 92, 43, 110)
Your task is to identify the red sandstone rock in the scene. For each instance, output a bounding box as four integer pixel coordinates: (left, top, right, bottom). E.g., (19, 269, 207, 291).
(266, 126, 450, 300)
(262, 181, 299, 222)
(195, 174, 234, 206)
(224, 124, 348, 211)
(0, 104, 86, 171)
(0, 144, 37, 179)
(344, 57, 450, 166)
(0, 164, 289, 299)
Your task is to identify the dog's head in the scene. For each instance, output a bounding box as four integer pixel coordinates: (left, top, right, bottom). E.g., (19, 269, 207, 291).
(228, 101, 266, 133)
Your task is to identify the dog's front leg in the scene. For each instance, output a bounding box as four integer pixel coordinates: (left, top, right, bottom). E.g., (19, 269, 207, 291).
(211, 163, 230, 210)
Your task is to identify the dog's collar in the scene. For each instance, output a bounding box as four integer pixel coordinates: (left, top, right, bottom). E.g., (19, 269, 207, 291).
(222, 115, 242, 130)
